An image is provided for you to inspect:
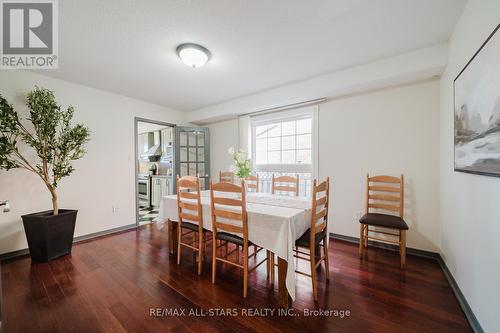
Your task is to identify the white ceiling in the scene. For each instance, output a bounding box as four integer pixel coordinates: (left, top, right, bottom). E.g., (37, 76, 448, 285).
(36, 0, 466, 111)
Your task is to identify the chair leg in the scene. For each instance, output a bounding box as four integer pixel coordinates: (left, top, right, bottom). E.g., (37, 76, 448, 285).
(310, 245, 318, 301)
(323, 236, 330, 281)
(236, 245, 240, 263)
(243, 243, 249, 298)
(364, 225, 368, 247)
(359, 224, 365, 257)
(266, 250, 270, 279)
(400, 230, 407, 269)
(193, 232, 198, 261)
(177, 225, 182, 265)
(212, 236, 217, 284)
(198, 231, 203, 275)
(270, 252, 275, 286)
(204, 231, 208, 259)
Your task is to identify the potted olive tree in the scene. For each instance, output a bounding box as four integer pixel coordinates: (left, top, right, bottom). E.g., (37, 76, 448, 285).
(0, 87, 90, 262)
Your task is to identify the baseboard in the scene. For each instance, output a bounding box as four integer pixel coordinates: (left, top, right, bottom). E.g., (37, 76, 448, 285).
(73, 223, 137, 244)
(329, 233, 484, 333)
(329, 232, 441, 260)
(0, 223, 137, 262)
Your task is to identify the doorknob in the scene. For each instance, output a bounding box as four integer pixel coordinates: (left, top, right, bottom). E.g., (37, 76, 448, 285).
(0, 200, 10, 213)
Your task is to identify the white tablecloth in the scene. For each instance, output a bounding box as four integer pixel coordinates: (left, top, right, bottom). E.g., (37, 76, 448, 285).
(155, 191, 312, 300)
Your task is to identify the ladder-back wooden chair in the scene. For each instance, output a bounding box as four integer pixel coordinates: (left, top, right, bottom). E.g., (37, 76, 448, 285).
(272, 174, 299, 196)
(210, 180, 269, 298)
(244, 174, 259, 192)
(294, 177, 330, 300)
(219, 171, 234, 183)
(359, 174, 408, 269)
(176, 175, 205, 275)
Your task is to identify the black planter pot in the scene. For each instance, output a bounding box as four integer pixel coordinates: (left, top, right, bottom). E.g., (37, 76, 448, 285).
(22, 209, 78, 262)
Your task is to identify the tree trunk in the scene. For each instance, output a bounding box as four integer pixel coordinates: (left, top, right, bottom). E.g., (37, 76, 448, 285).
(50, 188, 59, 215)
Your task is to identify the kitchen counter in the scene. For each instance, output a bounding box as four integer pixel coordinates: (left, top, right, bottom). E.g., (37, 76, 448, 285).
(150, 175, 174, 207)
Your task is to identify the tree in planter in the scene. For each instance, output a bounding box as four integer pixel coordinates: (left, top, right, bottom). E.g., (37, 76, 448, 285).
(0, 87, 90, 215)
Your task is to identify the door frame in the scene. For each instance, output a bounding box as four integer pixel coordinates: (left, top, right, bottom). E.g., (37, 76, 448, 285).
(134, 117, 175, 226)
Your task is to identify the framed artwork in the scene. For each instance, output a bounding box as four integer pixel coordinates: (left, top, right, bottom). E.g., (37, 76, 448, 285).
(454, 23, 500, 177)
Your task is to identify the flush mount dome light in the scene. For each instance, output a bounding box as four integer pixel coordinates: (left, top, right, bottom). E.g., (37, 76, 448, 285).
(176, 43, 211, 68)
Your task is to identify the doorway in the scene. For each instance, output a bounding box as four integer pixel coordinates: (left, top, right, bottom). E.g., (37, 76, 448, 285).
(134, 118, 175, 226)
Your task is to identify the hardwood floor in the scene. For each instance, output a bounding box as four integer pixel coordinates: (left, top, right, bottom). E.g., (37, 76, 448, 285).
(1, 224, 472, 333)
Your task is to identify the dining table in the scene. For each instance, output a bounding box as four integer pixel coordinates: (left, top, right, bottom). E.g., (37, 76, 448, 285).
(155, 191, 313, 307)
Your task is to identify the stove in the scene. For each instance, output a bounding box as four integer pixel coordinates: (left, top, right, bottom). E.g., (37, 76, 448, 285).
(137, 174, 151, 207)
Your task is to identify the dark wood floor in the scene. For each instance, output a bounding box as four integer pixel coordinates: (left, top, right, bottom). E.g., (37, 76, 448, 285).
(1, 224, 471, 333)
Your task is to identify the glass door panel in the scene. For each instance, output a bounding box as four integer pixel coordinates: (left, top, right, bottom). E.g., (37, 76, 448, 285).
(175, 127, 210, 190)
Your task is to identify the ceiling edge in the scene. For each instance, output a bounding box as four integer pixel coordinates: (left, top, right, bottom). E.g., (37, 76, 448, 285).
(188, 43, 449, 125)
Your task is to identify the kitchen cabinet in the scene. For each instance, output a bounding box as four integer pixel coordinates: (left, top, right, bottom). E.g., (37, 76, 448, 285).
(161, 128, 174, 161)
(151, 176, 173, 207)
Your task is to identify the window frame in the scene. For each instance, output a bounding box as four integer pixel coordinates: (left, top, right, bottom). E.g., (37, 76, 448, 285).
(250, 107, 318, 176)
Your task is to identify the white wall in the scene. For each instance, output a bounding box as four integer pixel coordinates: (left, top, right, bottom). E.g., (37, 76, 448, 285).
(439, 0, 500, 331)
(320, 79, 440, 251)
(206, 79, 440, 252)
(0, 70, 186, 254)
(207, 118, 239, 181)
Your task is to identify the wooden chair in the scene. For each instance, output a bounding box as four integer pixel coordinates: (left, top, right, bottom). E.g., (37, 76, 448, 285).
(176, 175, 205, 275)
(359, 174, 408, 269)
(244, 174, 259, 192)
(294, 177, 330, 301)
(272, 174, 299, 196)
(219, 171, 234, 183)
(210, 180, 269, 298)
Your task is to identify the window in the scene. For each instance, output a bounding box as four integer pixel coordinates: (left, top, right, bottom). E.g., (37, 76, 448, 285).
(254, 117, 312, 165)
(250, 108, 317, 196)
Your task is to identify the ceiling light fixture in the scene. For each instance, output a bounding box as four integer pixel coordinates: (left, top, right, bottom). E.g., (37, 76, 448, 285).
(176, 43, 211, 68)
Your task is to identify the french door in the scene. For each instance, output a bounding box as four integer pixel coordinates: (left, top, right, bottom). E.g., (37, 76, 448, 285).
(174, 127, 210, 190)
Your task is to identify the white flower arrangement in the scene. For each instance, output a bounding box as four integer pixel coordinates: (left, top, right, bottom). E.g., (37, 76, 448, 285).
(228, 147, 252, 178)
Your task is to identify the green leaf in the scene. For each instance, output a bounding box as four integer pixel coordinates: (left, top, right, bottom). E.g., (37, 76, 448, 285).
(0, 87, 91, 205)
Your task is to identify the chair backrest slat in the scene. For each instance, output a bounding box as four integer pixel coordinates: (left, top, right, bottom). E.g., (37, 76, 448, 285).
(365, 174, 404, 218)
(368, 185, 401, 193)
(219, 171, 234, 183)
(213, 209, 243, 221)
(179, 201, 198, 211)
(179, 212, 200, 222)
(369, 194, 400, 202)
(368, 203, 399, 212)
(315, 220, 327, 233)
(314, 208, 328, 221)
(368, 175, 401, 183)
(316, 196, 327, 207)
(179, 191, 198, 199)
(215, 222, 243, 234)
(212, 182, 241, 193)
(213, 197, 242, 206)
(245, 174, 259, 192)
(272, 174, 299, 196)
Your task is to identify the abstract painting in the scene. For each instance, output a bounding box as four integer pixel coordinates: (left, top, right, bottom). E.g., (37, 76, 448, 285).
(454, 23, 500, 177)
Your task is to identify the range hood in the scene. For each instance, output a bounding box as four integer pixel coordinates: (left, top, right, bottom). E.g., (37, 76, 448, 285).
(140, 131, 162, 160)
(143, 143, 161, 157)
